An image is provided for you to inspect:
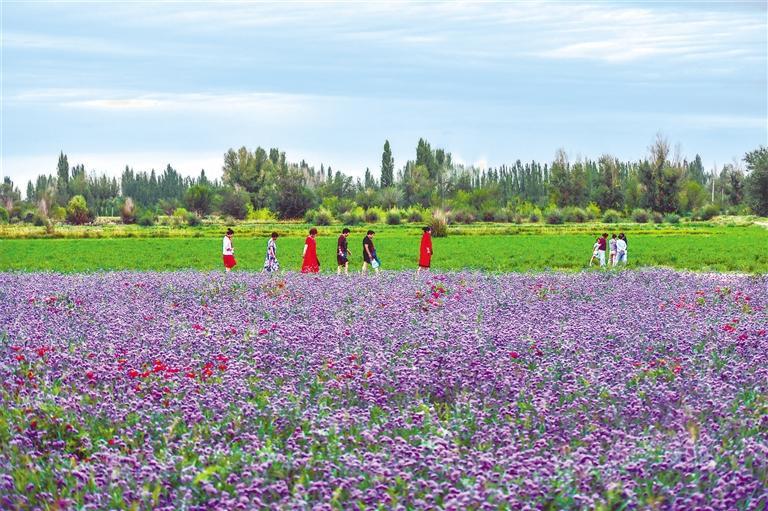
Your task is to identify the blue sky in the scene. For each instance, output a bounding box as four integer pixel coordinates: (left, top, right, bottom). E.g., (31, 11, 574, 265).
(2, 1, 766, 186)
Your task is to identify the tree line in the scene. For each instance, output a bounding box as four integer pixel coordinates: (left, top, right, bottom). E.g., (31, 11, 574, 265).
(1, 135, 766, 226)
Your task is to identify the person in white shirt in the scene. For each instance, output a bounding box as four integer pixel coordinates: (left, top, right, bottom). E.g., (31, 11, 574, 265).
(222, 228, 236, 272)
(615, 235, 627, 266)
(589, 237, 600, 267)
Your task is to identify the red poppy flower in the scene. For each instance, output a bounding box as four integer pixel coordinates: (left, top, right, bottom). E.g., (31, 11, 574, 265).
(128, 369, 139, 378)
(509, 351, 520, 359)
(86, 371, 95, 380)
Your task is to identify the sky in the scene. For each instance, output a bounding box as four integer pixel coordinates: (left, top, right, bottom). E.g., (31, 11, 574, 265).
(1, 0, 767, 188)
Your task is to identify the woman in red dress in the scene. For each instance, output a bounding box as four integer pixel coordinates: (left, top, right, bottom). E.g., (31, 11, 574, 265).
(417, 226, 432, 274)
(301, 227, 320, 273)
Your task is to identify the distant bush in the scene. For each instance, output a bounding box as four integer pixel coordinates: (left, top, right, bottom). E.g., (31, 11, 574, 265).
(652, 211, 664, 224)
(407, 208, 423, 223)
(545, 208, 564, 225)
(511, 214, 524, 224)
(248, 207, 277, 222)
(631, 208, 649, 223)
(585, 202, 601, 221)
(341, 209, 363, 226)
(303, 209, 316, 224)
(186, 213, 201, 227)
(493, 209, 512, 223)
(664, 213, 681, 224)
(699, 204, 719, 220)
(365, 207, 384, 223)
(66, 195, 93, 225)
(479, 208, 497, 222)
(136, 210, 156, 227)
(314, 208, 334, 226)
(563, 207, 587, 223)
(50, 206, 66, 222)
(0, 207, 8, 224)
(529, 212, 540, 223)
(33, 213, 47, 227)
(386, 210, 402, 225)
(602, 209, 621, 223)
(431, 209, 448, 237)
(451, 208, 476, 224)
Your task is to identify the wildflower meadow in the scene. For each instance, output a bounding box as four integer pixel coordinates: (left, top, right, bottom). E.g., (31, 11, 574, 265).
(1, 270, 766, 510)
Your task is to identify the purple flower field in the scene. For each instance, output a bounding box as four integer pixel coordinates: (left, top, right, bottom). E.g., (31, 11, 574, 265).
(1, 270, 766, 510)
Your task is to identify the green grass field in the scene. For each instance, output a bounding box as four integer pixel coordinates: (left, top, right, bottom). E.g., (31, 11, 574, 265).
(2, 224, 766, 273)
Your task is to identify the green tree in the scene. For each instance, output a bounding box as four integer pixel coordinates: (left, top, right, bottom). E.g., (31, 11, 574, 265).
(0, 176, 21, 211)
(381, 140, 394, 188)
(185, 185, 214, 216)
(56, 151, 70, 206)
(745, 146, 768, 216)
(220, 188, 250, 220)
(66, 195, 92, 225)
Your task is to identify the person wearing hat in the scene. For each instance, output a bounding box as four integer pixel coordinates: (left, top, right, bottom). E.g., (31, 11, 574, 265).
(222, 228, 236, 272)
(417, 226, 433, 274)
(361, 230, 379, 274)
(263, 232, 280, 273)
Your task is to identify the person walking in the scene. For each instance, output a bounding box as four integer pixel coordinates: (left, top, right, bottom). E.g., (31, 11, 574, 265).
(361, 230, 379, 274)
(263, 232, 280, 273)
(597, 233, 608, 267)
(417, 226, 433, 274)
(620, 232, 629, 263)
(301, 228, 320, 273)
(222, 228, 236, 272)
(589, 237, 600, 267)
(615, 233, 628, 266)
(337, 228, 350, 275)
(609, 234, 618, 266)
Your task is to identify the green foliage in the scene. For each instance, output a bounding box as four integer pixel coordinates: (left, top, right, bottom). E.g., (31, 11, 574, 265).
(0, 206, 7, 224)
(247, 207, 277, 222)
(745, 146, 768, 216)
(698, 204, 720, 220)
(631, 208, 650, 223)
(65, 195, 92, 225)
(430, 209, 448, 237)
(185, 185, 214, 217)
(386, 210, 402, 225)
(340, 209, 363, 226)
(450, 208, 476, 225)
(545, 208, 564, 225)
(136, 209, 156, 227)
(314, 208, 334, 226)
(652, 211, 664, 224)
(173, 207, 189, 219)
(664, 213, 681, 224)
(365, 207, 384, 223)
(406, 208, 424, 223)
(563, 207, 587, 223)
(380, 140, 394, 188)
(585, 202, 601, 220)
(529, 212, 540, 223)
(602, 209, 622, 223)
(220, 188, 250, 220)
(186, 213, 201, 227)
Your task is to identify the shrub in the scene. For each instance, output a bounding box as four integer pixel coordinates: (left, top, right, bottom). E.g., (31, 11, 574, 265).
(585, 202, 601, 220)
(451, 208, 476, 224)
(652, 211, 664, 224)
(431, 209, 448, 237)
(304, 209, 316, 224)
(493, 209, 511, 223)
(248, 207, 277, 222)
(512, 214, 524, 224)
(631, 208, 649, 223)
(121, 198, 136, 224)
(563, 207, 587, 223)
(529, 212, 540, 223)
(220, 188, 250, 220)
(136, 210, 156, 227)
(664, 213, 681, 224)
(407, 208, 423, 223)
(386, 210, 402, 225)
(602, 209, 621, 223)
(186, 213, 201, 227)
(0, 206, 8, 223)
(341, 210, 363, 225)
(66, 195, 92, 225)
(314, 208, 334, 226)
(545, 208, 564, 225)
(365, 207, 384, 223)
(50, 205, 66, 222)
(699, 204, 719, 220)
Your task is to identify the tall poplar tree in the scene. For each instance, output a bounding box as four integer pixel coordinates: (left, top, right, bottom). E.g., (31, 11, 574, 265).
(380, 140, 394, 188)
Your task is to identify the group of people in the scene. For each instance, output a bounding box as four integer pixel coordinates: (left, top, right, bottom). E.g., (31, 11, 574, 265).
(222, 227, 434, 274)
(590, 232, 628, 267)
